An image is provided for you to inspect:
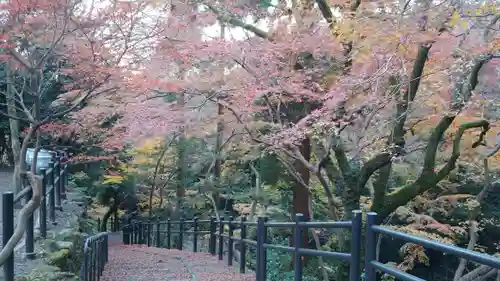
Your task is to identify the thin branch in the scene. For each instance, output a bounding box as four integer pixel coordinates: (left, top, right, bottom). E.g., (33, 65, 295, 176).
(44, 84, 117, 122)
(204, 3, 270, 40)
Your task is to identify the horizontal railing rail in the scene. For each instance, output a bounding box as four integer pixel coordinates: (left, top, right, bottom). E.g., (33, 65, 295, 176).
(2, 151, 69, 281)
(364, 212, 500, 281)
(121, 211, 500, 281)
(80, 232, 110, 281)
(122, 210, 363, 281)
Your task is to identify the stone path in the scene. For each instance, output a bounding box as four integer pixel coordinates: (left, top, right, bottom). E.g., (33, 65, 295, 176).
(102, 245, 255, 281)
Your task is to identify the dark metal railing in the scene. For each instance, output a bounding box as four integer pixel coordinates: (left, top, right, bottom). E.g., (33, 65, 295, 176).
(122, 217, 212, 249)
(2, 152, 69, 281)
(262, 212, 362, 281)
(121, 210, 500, 281)
(122, 210, 363, 281)
(364, 212, 500, 281)
(80, 232, 109, 281)
(97, 213, 121, 233)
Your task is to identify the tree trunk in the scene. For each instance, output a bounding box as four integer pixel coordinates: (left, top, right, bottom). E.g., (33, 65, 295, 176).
(5, 134, 14, 166)
(0, 63, 43, 265)
(175, 90, 186, 219)
(213, 101, 223, 210)
(213, 23, 226, 211)
(371, 118, 490, 221)
(248, 162, 260, 220)
(291, 137, 311, 265)
(6, 64, 21, 194)
(149, 145, 170, 219)
(0, 129, 8, 165)
(100, 202, 118, 232)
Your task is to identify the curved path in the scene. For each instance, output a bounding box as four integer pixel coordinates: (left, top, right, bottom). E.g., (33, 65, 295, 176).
(102, 245, 255, 281)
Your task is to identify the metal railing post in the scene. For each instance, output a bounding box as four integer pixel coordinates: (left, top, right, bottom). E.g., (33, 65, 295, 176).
(95, 240, 99, 281)
(25, 186, 35, 259)
(147, 220, 152, 247)
(239, 217, 247, 274)
(227, 216, 234, 266)
(209, 216, 216, 255)
(218, 217, 224, 260)
(92, 241, 97, 281)
(365, 212, 378, 281)
(136, 222, 140, 244)
(294, 213, 304, 281)
(193, 217, 198, 252)
(256, 216, 268, 281)
(349, 210, 362, 281)
(166, 219, 171, 249)
(39, 168, 47, 238)
(96, 239, 101, 281)
(132, 223, 137, 244)
(48, 162, 56, 225)
(60, 160, 67, 200)
(105, 235, 109, 263)
(123, 224, 130, 245)
(156, 219, 161, 247)
(54, 159, 62, 210)
(138, 222, 143, 244)
(178, 217, 184, 250)
(83, 253, 89, 281)
(2, 192, 14, 281)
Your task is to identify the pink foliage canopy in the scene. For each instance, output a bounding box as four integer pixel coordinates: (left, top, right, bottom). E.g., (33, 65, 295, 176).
(21, 0, 498, 153)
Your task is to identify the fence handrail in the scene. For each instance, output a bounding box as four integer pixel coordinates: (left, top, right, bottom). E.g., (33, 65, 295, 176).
(121, 210, 500, 281)
(84, 232, 111, 253)
(80, 232, 110, 281)
(121, 210, 363, 281)
(2, 152, 69, 281)
(13, 168, 66, 204)
(13, 187, 31, 204)
(364, 212, 500, 281)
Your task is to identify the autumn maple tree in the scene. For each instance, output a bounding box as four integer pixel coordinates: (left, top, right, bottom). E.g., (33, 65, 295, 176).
(62, 0, 497, 245)
(97, 0, 498, 275)
(0, 0, 170, 265)
(25, 0, 498, 278)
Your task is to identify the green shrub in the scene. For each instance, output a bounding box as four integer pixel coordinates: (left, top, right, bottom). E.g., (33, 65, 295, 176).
(70, 171, 92, 190)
